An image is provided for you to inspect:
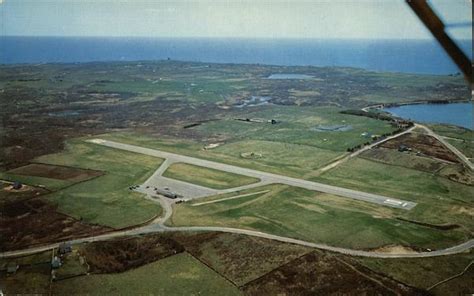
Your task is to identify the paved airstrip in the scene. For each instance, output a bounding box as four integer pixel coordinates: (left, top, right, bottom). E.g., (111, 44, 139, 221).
(88, 139, 417, 210)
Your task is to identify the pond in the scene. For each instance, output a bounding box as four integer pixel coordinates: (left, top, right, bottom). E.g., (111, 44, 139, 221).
(384, 102, 473, 130)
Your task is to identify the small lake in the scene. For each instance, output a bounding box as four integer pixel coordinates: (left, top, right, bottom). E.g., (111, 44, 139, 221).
(267, 74, 314, 80)
(384, 102, 473, 130)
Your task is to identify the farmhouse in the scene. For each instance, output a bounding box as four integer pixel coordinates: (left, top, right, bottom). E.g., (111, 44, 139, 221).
(12, 181, 22, 190)
(398, 145, 411, 152)
(58, 242, 72, 255)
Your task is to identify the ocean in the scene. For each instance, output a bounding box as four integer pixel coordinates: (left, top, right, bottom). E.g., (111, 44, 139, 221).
(1, 37, 472, 75)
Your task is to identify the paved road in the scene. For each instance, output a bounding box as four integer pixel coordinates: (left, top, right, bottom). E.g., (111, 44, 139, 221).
(1, 176, 471, 260)
(87, 139, 416, 210)
(2, 219, 473, 259)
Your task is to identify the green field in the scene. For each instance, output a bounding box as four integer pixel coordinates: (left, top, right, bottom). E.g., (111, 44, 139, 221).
(359, 147, 446, 173)
(0, 172, 72, 191)
(99, 132, 343, 177)
(52, 252, 241, 295)
(98, 106, 397, 178)
(356, 250, 474, 294)
(0, 265, 51, 295)
(446, 139, 474, 159)
(211, 140, 342, 177)
(428, 124, 474, 159)
(30, 139, 164, 228)
(170, 184, 467, 250)
(163, 162, 259, 189)
(195, 106, 396, 152)
(314, 157, 474, 231)
(0, 251, 52, 295)
(429, 124, 474, 142)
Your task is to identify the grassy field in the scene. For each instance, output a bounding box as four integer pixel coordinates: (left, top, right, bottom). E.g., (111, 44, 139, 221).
(0, 172, 72, 191)
(170, 184, 467, 250)
(0, 250, 51, 267)
(429, 124, 474, 142)
(428, 124, 474, 159)
(98, 105, 396, 178)
(0, 264, 51, 295)
(356, 250, 474, 293)
(430, 266, 474, 296)
(195, 106, 396, 152)
(359, 147, 446, 173)
(314, 157, 474, 231)
(53, 252, 241, 295)
(31, 139, 164, 228)
(211, 140, 342, 177)
(0, 251, 52, 295)
(446, 138, 474, 159)
(99, 132, 343, 177)
(163, 162, 260, 189)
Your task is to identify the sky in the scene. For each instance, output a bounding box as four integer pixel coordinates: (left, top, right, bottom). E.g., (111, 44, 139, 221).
(0, 0, 471, 40)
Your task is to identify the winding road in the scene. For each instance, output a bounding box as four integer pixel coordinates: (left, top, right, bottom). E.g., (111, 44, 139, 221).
(1, 195, 473, 259)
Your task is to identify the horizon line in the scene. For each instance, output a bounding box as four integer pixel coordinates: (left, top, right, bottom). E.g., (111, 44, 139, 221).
(3, 35, 472, 42)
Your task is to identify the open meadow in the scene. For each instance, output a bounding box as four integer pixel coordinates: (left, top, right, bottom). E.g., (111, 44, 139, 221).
(52, 252, 241, 295)
(163, 163, 259, 189)
(170, 184, 468, 250)
(1, 139, 164, 229)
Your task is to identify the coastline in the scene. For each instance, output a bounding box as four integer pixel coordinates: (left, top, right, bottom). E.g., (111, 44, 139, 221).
(362, 98, 472, 112)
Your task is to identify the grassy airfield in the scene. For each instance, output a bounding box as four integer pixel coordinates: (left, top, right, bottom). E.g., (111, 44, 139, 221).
(163, 163, 259, 189)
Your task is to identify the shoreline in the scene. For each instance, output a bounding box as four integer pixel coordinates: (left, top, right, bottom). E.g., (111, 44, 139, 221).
(362, 98, 472, 112)
(361, 99, 473, 131)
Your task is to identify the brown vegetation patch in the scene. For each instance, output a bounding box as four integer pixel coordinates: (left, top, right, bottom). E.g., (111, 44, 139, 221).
(8, 163, 103, 182)
(438, 164, 474, 186)
(170, 232, 223, 255)
(81, 234, 185, 273)
(381, 133, 459, 163)
(0, 182, 49, 205)
(453, 206, 474, 217)
(171, 232, 310, 286)
(2, 200, 32, 218)
(242, 251, 429, 295)
(0, 198, 110, 251)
